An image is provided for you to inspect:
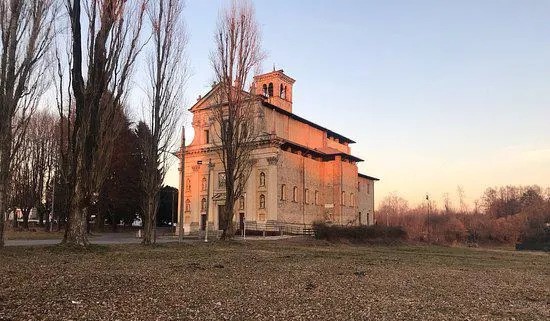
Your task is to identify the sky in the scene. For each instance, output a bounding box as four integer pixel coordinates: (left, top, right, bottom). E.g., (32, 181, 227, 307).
(160, 0, 550, 208)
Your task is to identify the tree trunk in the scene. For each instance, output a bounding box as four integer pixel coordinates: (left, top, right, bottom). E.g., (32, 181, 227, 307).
(0, 181, 5, 247)
(22, 208, 30, 229)
(44, 211, 50, 232)
(220, 200, 236, 240)
(37, 204, 44, 227)
(142, 195, 156, 245)
(63, 177, 89, 246)
(95, 210, 104, 232)
(12, 212, 18, 228)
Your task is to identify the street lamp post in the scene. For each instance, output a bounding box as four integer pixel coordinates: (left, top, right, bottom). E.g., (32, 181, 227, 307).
(204, 159, 214, 242)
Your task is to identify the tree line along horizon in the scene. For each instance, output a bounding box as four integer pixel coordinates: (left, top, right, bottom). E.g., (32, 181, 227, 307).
(377, 185, 549, 247)
(1, 0, 548, 248)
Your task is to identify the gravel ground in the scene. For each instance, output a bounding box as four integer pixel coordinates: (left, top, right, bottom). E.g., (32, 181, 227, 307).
(0, 238, 548, 320)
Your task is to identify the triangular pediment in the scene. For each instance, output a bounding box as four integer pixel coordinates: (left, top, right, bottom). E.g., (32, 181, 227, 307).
(188, 84, 222, 112)
(188, 83, 257, 113)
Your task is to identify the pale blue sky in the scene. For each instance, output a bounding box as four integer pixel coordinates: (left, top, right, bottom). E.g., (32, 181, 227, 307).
(162, 0, 550, 208)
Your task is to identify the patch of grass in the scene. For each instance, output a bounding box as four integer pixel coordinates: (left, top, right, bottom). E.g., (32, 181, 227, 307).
(313, 222, 407, 243)
(47, 243, 110, 254)
(0, 240, 548, 320)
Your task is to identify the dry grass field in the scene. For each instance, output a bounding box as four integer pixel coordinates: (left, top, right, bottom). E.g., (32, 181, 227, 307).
(0, 238, 548, 320)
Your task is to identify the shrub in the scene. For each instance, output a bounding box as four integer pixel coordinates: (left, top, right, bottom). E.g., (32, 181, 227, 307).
(312, 222, 407, 243)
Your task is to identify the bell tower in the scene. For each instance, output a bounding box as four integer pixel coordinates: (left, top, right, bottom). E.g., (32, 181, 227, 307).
(252, 69, 295, 113)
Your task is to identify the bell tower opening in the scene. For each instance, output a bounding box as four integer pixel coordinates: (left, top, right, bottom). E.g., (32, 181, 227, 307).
(252, 69, 295, 113)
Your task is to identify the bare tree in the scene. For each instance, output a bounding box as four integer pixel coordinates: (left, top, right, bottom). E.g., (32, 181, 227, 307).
(139, 0, 187, 245)
(456, 185, 468, 213)
(0, 0, 58, 246)
(210, 0, 265, 239)
(378, 193, 410, 226)
(64, 0, 147, 246)
(10, 110, 58, 229)
(442, 192, 452, 214)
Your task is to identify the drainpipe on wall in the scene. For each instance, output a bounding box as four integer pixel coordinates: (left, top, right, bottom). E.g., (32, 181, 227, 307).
(178, 126, 186, 242)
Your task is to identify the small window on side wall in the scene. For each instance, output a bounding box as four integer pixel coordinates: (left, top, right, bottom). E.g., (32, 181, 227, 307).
(259, 194, 266, 209)
(239, 196, 245, 210)
(281, 184, 286, 200)
(341, 191, 346, 206)
(293, 186, 298, 202)
(315, 190, 319, 205)
(185, 199, 191, 212)
(259, 172, 266, 187)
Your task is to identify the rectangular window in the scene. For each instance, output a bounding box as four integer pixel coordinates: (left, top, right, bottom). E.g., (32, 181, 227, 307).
(239, 196, 245, 210)
(315, 191, 319, 205)
(205, 130, 210, 144)
(218, 172, 226, 188)
(366, 183, 370, 194)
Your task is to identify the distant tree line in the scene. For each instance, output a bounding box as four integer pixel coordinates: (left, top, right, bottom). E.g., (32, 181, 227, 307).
(377, 185, 550, 248)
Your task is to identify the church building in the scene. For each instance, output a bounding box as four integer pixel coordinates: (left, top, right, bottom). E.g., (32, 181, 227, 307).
(178, 70, 378, 234)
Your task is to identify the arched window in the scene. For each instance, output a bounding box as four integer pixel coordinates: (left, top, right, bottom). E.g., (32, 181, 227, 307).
(201, 177, 207, 191)
(185, 199, 191, 212)
(259, 194, 266, 209)
(293, 186, 298, 202)
(315, 190, 319, 205)
(280, 84, 285, 99)
(201, 198, 206, 212)
(281, 184, 286, 200)
(350, 193, 355, 207)
(259, 172, 266, 187)
(268, 83, 273, 97)
(305, 189, 309, 204)
(239, 196, 245, 210)
(341, 191, 346, 206)
(185, 178, 191, 192)
(262, 84, 268, 96)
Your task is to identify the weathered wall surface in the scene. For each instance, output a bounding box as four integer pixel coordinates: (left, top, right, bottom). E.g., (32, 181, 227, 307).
(277, 150, 326, 225)
(357, 176, 376, 225)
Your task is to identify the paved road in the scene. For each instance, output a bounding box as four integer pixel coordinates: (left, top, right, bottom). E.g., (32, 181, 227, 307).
(5, 233, 297, 246)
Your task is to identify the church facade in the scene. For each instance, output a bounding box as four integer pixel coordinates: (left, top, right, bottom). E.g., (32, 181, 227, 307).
(178, 70, 378, 234)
